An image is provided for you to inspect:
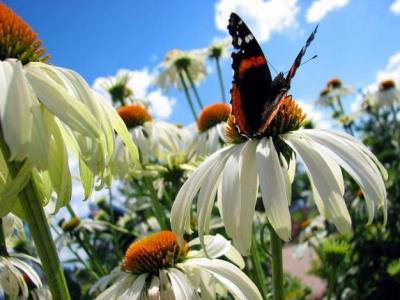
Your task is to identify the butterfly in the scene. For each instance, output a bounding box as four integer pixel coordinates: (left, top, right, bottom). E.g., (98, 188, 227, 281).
(228, 12, 318, 138)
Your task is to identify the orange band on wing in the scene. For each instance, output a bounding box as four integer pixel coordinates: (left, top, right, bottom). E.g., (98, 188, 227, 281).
(238, 56, 266, 78)
(231, 83, 249, 135)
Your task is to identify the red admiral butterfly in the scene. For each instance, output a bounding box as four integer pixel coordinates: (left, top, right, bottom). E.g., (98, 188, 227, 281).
(228, 12, 318, 138)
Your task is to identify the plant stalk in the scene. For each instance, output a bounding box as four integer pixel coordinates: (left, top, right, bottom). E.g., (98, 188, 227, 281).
(0, 129, 71, 300)
(178, 70, 198, 121)
(183, 66, 204, 109)
(251, 232, 268, 300)
(269, 225, 284, 300)
(215, 57, 227, 103)
(144, 178, 168, 230)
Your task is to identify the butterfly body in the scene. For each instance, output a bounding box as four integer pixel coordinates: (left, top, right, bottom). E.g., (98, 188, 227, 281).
(228, 12, 318, 138)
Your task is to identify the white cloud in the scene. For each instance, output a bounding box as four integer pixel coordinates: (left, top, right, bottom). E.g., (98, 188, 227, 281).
(306, 0, 350, 23)
(93, 68, 176, 120)
(296, 99, 333, 128)
(376, 52, 400, 83)
(147, 90, 176, 119)
(215, 0, 300, 43)
(391, 0, 400, 14)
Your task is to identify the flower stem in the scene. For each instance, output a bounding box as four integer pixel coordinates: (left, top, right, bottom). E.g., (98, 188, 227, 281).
(178, 70, 198, 121)
(183, 66, 204, 109)
(0, 218, 9, 256)
(215, 57, 227, 103)
(251, 232, 268, 300)
(269, 225, 284, 300)
(144, 178, 168, 230)
(0, 130, 71, 300)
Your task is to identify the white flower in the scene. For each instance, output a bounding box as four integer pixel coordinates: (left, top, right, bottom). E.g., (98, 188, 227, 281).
(189, 103, 231, 158)
(171, 98, 387, 255)
(207, 38, 231, 60)
(0, 4, 139, 215)
(113, 104, 191, 178)
(364, 79, 400, 109)
(315, 78, 353, 107)
(91, 231, 261, 300)
(155, 49, 206, 91)
(0, 254, 43, 299)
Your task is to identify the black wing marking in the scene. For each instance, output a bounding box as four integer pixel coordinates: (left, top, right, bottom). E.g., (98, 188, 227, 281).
(228, 12, 275, 135)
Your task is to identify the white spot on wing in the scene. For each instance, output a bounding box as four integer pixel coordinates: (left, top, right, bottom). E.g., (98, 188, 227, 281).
(237, 37, 242, 45)
(245, 34, 254, 43)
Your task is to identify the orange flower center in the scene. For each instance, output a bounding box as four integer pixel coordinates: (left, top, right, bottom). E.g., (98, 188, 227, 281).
(327, 78, 342, 89)
(379, 79, 396, 91)
(0, 3, 49, 64)
(197, 102, 231, 132)
(122, 231, 189, 274)
(117, 104, 152, 129)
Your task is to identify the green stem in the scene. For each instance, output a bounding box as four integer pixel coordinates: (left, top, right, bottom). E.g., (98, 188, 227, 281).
(66, 204, 77, 218)
(74, 232, 107, 276)
(0, 130, 70, 300)
(0, 219, 9, 257)
(215, 57, 227, 103)
(178, 70, 198, 121)
(269, 225, 284, 300)
(183, 66, 204, 109)
(251, 232, 268, 300)
(327, 268, 335, 300)
(144, 178, 168, 230)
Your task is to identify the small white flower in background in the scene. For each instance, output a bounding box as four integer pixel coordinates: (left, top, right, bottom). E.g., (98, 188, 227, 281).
(189, 102, 231, 158)
(113, 104, 190, 178)
(91, 231, 261, 300)
(0, 3, 139, 216)
(207, 38, 231, 60)
(93, 71, 134, 106)
(171, 97, 387, 255)
(315, 78, 353, 107)
(155, 49, 206, 91)
(364, 79, 400, 109)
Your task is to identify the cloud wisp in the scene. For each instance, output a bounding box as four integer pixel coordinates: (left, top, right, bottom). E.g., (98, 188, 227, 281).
(306, 0, 350, 23)
(215, 0, 300, 43)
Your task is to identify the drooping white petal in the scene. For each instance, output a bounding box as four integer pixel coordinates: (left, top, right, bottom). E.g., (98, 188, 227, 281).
(24, 63, 100, 138)
(9, 257, 42, 289)
(0, 60, 33, 160)
(197, 146, 238, 248)
(187, 234, 244, 268)
(95, 273, 137, 300)
(171, 145, 235, 241)
(256, 138, 291, 241)
(168, 268, 197, 300)
(220, 143, 245, 238)
(234, 140, 259, 255)
(29, 104, 51, 169)
(120, 273, 147, 300)
(183, 258, 262, 300)
(300, 129, 387, 224)
(285, 132, 352, 234)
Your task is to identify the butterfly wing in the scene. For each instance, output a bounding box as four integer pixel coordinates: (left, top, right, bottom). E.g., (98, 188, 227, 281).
(258, 25, 319, 134)
(228, 12, 273, 137)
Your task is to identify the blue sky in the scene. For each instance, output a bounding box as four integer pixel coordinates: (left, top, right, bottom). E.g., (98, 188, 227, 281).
(6, 0, 400, 125)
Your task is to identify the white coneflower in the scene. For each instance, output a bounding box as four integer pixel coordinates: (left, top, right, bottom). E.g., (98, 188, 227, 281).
(365, 79, 400, 108)
(315, 78, 353, 108)
(190, 102, 230, 157)
(155, 49, 206, 91)
(113, 104, 188, 178)
(171, 97, 387, 254)
(94, 71, 134, 107)
(91, 231, 261, 299)
(0, 3, 138, 214)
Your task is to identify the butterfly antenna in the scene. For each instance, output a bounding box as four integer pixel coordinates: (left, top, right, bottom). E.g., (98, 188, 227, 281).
(267, 61, 279, 75)
(284, 54, 318, 76)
